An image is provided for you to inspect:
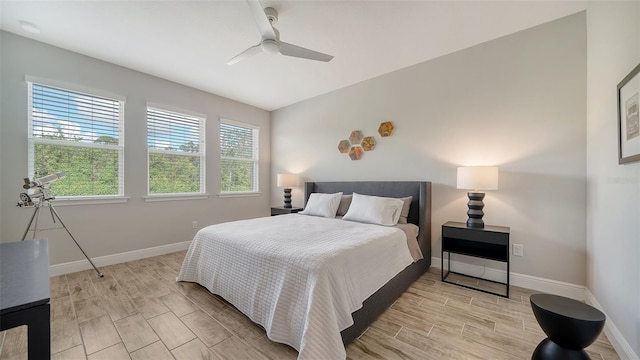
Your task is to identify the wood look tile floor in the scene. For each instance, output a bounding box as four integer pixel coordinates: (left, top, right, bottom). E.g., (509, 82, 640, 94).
(0, 251, 620, 360)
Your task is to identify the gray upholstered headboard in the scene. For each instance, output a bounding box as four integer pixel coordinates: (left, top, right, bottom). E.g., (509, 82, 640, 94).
(304, 181, 432, 262)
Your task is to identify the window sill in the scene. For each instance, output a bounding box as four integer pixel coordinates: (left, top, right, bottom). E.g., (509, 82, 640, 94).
(142, 193, 210, 202)
(217, 191, 262, 198)
(47, 196, 130, 206)
(144, 193, 210, 203)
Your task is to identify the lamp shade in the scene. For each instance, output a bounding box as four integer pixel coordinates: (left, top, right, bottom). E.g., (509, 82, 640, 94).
(276, 174, 298, 188)
(457, 166, 499, 191)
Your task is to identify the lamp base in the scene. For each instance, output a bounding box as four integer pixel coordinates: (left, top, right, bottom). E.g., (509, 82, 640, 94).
(283, 188, 292, 208)
(466, 192, 485, 228)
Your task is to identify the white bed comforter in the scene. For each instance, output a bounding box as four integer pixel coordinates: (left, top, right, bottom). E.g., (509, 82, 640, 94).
(176, 214, 415, 360)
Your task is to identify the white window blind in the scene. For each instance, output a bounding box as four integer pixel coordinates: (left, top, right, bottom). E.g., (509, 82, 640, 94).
(28, 82, 124, 198)
(220, 119, 259, 193)
(147, 107, 205, 195)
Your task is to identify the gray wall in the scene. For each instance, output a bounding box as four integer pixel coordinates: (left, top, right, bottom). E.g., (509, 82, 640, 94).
(586, 2, 640, 357)
(272, 13, 587, 285)
(0, 31, 271, 265)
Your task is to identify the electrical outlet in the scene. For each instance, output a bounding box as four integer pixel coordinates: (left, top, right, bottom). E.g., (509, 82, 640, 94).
(192, 221, 198, 229)
(513, 244, 524, 257)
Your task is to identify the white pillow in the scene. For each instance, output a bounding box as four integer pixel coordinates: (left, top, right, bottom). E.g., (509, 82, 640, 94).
(299, 192, 343, 218)
(342, 193, 404, 226)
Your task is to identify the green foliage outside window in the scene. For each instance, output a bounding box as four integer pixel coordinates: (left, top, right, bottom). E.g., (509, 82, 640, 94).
(149, 153, 200, 194)
(34, 140, 119, 197)
(220, 159, 254, 192)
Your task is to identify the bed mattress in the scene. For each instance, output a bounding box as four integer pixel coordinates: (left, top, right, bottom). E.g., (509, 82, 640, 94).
(176, 214, 416, 359)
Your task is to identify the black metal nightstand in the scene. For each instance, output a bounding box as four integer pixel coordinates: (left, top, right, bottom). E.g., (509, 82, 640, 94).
(441, 221, 510, 297)
(271, 207, 303, 216)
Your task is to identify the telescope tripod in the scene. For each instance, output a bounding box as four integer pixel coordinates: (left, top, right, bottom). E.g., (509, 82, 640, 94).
(22, 200, 103, 278)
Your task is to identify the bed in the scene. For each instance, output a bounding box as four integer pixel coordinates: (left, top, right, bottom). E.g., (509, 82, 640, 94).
(177, 181, 432, 359)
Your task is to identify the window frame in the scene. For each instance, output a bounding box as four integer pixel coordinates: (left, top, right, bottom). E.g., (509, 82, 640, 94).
(27, 79, 127, 203)
(219, 118, 260, 195)
(146, 104, 207, 199)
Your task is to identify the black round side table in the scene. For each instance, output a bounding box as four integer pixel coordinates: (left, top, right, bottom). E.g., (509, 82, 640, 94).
(530, 294, 606, 360)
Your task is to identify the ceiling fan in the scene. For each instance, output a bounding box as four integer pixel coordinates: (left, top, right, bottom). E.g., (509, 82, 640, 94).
(227, 0, 334, 65)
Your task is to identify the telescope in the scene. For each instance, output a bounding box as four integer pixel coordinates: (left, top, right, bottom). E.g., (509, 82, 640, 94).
(17, 171, 103, 277)
(18, 172, 66, 207)
(23, 171, 65, 189)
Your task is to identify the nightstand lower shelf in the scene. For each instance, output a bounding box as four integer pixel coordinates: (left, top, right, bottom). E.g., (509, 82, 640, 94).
(441, 221, 510, 298)
(441, 254, 509, 298)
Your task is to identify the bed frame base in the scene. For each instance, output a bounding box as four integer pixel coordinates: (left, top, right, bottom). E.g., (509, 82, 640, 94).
(303, 181, 432, 345)
(340, 257, 429, 344)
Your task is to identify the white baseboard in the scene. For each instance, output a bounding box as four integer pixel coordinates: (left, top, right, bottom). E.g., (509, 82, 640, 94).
(431, 256, 585, 300)
(49, 240, 191, 276)
(585, 289, 639, 360)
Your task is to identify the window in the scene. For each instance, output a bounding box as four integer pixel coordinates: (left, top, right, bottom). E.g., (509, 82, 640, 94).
(219, 119, 259, 193)
(147, 106, 205, 195)
(28, 82, 124, 198)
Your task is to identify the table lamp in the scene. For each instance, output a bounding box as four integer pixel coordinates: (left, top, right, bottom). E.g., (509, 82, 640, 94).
(457, 166, 499, 228)
(277, 174, 298, 208)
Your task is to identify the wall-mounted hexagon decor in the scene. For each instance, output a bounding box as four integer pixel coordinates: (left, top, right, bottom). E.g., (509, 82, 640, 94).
(337, 140, 350, 153)
(378, 121, 394, 137)
(349, 146, 363, 160)
(349, 130, 363, 145)
(361, 136, 376, 151)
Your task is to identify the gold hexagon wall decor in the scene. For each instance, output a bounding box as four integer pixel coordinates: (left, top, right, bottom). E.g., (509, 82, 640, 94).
(361, 136, 376, 151)
(349, 130, 363, 145)
(378, 121, 394, 137)
(337, 140, 350, 153)
(349, 146, 363, 160)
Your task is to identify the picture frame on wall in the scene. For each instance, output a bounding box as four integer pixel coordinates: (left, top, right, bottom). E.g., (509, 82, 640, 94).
(618, 63, 640, 164)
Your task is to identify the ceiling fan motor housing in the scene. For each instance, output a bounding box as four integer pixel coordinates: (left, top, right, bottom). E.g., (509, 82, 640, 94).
(261, 39, 280, 54)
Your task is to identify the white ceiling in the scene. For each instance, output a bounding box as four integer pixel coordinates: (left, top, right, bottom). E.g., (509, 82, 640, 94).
(0, 1, 586, 111)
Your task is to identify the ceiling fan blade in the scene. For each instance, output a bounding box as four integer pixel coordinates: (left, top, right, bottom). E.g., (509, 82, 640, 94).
(246, 0, 276, 39)
(227, 44, 262, 65)
(279, 42, 334, 62)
